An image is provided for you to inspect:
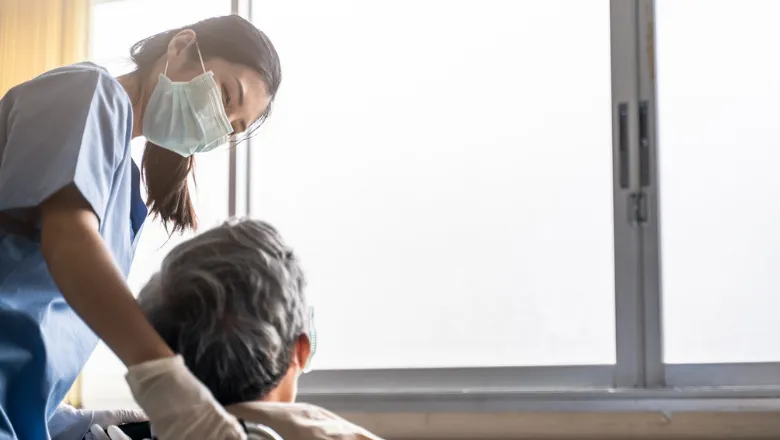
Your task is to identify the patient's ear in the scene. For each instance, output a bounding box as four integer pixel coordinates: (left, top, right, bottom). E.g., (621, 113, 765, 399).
(293, 333, 311, 370)
(261, 334, 313, 403)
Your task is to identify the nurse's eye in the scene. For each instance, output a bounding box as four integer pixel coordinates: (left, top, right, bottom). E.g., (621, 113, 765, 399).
(222, 85, 232, 107)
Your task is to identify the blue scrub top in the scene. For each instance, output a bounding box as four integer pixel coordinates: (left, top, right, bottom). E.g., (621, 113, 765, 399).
(0, 63, 147, 440)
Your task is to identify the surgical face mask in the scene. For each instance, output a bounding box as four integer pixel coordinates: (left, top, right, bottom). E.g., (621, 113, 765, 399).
(142, 43, 233, 157)
(302, 307, 317, 374)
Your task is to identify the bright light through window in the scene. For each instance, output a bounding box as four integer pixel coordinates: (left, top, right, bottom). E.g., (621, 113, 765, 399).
(657, 0, 780, 364)
(250, 0, 615, 370)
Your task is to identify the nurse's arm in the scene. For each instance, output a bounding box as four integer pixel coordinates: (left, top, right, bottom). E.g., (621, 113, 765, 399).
(39, 185, 174, 367)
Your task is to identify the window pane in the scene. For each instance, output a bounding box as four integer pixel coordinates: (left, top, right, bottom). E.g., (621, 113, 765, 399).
(657, 0, 780, 363)
(82, 0, 231, 408)
(251, 0, 614, 370)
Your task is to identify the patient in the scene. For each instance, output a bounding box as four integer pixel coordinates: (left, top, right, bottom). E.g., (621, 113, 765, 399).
(52, 219, 382, 440)
(139, 217, 314, 406)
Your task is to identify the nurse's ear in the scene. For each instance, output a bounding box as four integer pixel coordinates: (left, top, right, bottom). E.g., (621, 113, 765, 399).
(164, 29, 200, 81)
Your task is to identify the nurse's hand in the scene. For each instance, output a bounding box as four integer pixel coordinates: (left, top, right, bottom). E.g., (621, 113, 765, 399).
(126, 355, 246, 440)
(86, 425, 144, 440)
(91, 409, 148, 428)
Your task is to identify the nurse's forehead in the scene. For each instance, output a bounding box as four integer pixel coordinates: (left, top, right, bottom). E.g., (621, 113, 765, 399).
(239, 73, 271, 128)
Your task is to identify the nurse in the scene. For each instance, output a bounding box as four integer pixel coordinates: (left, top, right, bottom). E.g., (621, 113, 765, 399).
(0, 15, 280, 440)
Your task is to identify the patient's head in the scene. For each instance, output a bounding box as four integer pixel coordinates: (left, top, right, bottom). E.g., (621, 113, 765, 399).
(138, 218, 313, 406)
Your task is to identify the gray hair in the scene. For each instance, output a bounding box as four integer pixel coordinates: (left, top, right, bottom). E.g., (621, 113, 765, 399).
(138, 218, 307, 405)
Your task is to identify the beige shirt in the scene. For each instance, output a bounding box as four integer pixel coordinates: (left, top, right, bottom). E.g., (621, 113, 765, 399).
(227, 402, 385, 440)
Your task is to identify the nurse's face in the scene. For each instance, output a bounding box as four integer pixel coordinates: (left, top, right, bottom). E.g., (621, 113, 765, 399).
(149, 30, 272, 137)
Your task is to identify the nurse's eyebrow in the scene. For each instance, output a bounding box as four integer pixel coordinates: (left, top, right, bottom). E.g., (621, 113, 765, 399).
(235, 76, 244, 106)
(234, 76, 247, 133)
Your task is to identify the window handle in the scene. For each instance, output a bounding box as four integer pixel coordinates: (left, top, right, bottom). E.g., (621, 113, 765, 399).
(638, 101, 651, 188)
(618, 103, 630, 189)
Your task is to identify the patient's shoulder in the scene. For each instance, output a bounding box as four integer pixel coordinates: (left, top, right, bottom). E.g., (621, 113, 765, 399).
(229, 402, 385, 440)
(244, 422, 284, 440)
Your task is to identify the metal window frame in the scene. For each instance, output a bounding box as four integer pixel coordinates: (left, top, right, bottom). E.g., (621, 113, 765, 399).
(602, 0, 780, 393)
(611, 0, 651, 390)
(228, 0, 253, 218)
(635, 0, 666, 390)
(240, 0, 780, 412)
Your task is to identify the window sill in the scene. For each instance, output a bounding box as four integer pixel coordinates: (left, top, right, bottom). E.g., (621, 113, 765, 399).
(342, 410, 780, 439)
(303, 389, 780, 439)
(83, 379, 780, 439)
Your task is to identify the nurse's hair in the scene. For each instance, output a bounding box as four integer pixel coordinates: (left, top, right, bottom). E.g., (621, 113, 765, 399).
(137, 218, 308, 405)
(129, 16, 282, 233)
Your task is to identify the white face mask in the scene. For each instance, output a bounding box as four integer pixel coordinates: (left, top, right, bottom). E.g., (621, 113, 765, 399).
(142, 42, 233, 157)
(302, 307, 317, 374)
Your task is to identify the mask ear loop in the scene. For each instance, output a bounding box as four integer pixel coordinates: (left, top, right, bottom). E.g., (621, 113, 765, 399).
(194, 41, 206, 74)
(302, 307, 316, 374)
(162, 40, 206, 76)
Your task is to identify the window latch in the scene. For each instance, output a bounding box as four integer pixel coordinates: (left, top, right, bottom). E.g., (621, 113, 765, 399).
(629, 192, 649, 226)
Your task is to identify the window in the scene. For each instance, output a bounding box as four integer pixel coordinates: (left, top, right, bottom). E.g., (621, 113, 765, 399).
(250, 0, 615, 371)
(82, 0, 232, 409)
(244, 0, 780, 407)
(657, 0, 780, 365)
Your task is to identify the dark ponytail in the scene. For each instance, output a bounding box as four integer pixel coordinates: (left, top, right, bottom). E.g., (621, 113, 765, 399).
(129, 15, 282, 233)
(141, 145, 196, 233)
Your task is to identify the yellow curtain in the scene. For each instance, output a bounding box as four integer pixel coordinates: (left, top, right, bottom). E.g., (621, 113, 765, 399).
(0, 0, 90, 407)
(65, 375, 84, 407)
(0, 0, 90, 97)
